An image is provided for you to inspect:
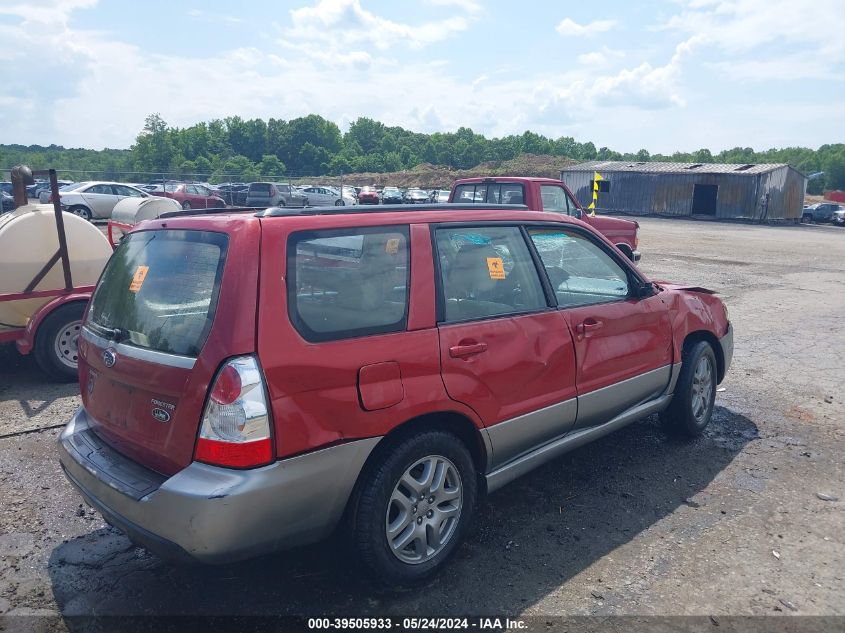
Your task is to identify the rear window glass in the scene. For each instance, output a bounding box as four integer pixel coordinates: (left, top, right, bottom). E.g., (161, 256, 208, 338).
(250, 183, 272, 195)
(288, 226, 409, 342)
(86, 230, 228, 357)
(453, 183, 525, 205)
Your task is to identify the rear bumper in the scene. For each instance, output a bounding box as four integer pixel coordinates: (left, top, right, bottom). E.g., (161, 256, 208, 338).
(58, 407, 380, 564)
(719, 322, 734, 381)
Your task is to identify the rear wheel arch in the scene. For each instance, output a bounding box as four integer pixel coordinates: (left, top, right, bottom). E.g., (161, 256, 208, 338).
(345, 411, 487, 521)
(365, 411, 487, 478)
(682, 330, 724, 383)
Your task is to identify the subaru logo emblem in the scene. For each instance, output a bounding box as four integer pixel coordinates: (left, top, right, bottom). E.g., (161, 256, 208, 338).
(151, 408, 171, 423)
(102, 349, 116, 368)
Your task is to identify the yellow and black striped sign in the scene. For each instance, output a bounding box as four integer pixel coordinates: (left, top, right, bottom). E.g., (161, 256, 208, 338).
(586, 171, 602, 216)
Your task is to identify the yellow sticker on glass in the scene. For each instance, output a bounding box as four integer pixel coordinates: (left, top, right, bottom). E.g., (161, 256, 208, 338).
(486, 257, 505, 280)
(129, 265, 149, 293)
(385, 238, 400, 254)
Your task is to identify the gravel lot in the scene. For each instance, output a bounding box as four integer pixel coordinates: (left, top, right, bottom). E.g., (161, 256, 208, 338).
(0, 217, 843, 626)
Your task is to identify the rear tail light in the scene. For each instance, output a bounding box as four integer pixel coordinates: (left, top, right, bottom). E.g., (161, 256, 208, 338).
(195, 356, 274, 468)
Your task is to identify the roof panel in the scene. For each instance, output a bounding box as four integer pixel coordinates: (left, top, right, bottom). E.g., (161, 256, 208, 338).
(563, 161, 792, 175)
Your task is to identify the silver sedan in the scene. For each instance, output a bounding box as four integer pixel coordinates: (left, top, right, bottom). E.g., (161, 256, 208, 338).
(301, 186, 352, 207)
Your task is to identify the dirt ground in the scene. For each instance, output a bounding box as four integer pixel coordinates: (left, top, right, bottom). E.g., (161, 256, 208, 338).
(0, 217, 843, 628)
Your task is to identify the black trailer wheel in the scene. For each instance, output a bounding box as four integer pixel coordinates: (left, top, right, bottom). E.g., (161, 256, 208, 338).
(33, 302, 86, 382)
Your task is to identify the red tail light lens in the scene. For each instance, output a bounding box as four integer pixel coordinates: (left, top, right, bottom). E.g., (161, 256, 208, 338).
(210, 364, 241, 405)
(195, 437, 272, 468)
(195, 356, 273, 469)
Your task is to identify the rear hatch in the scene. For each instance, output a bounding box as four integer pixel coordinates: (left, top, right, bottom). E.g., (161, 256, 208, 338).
(78, 223, 258, 475)
(246, 183, 273, 204)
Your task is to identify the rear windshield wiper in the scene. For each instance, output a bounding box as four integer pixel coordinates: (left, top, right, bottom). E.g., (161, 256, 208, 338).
(103, 326, 130, 343)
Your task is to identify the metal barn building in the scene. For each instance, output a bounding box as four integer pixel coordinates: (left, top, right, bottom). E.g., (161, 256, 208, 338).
(560, 161, 807, 221)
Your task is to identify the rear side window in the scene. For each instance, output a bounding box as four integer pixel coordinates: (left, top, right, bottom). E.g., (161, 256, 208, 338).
(87, 230, 228, 357)
(435, 226, 547, 322)
(288, 226, 410, 342)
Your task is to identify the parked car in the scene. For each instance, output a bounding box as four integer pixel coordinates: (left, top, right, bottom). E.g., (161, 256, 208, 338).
(245, 182, 308, 208)
(431, 189, 450, 203)
(31, 180, 73, 199)
(450, 177, 641, 262)
(403, 188, 429, 204)
(150, 183, 226, 210)
(41, 182, 84, 204)
(214, 183, 249, 206)
(381, 186, 404, 204)
(802, 203, 842, 224)
(1, 190, 14, 212)
(357, 186, 380, 205)
(341, 186, 359, 202)
(57, 182, 149, 221)
(300, 186, 349, 206)
(58, 203, 732, 584)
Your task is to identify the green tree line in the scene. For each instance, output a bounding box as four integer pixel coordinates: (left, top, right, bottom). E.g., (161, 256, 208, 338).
(2, 112, 843, 194)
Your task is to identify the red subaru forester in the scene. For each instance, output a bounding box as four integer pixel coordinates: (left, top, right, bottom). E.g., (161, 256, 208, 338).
(59, 203, 732, 584)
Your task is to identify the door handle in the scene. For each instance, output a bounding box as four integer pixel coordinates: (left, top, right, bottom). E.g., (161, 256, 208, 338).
(576, 319, 604, 336)
(449, 342, 488, 358)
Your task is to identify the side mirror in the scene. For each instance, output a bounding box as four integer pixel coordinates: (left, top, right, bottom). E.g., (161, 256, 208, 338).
(632, 280, 655, 299)
(572, 208, 582, 219)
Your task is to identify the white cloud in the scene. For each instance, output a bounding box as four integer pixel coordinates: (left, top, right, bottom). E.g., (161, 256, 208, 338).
(285, 0, 473, 51)
(657, 0, 845, 81)
(577, 47, 626, 66)
(556, 17, 616, 37)
(186, 8, 244, 24)
(426, 0, 482, 12)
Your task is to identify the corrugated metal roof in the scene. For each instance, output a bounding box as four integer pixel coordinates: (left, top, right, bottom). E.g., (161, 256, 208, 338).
(564, 161, 791, 175)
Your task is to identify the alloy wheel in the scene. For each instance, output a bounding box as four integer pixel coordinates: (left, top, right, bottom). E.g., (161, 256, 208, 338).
(385, 455, 463, 565)
(691, 355, 714, 423)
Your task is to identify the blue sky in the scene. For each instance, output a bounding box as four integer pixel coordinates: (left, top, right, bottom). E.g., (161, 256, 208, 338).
(1, 0, 843, 153)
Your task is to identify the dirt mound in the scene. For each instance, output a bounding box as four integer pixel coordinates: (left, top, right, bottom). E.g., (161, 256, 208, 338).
(301, 154, 578, 189)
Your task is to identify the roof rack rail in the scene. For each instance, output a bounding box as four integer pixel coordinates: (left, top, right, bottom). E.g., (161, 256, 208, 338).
(258, 203, 529, 218)
(158, 203, 531, 220)
(158, 206, 264, 219)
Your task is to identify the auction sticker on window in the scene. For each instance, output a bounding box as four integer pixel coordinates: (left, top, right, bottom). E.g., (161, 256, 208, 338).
(486, 257, 505, 280)
(385, 238, 401, 254)
(129, 265, 149, 293)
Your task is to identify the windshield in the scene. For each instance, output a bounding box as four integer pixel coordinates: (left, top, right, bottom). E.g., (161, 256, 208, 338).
(87, 230, 229, 357)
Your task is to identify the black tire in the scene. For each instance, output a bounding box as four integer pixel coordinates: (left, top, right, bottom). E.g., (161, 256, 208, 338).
(182, 201, 192, 210)
(349, 430, 477, 586)
(69, 205, 92, 222)
(33, 302, 86, 382)
(335, 199, 344, 206)
(801, 214, 813, 224)
(660, 340, 717, 438)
